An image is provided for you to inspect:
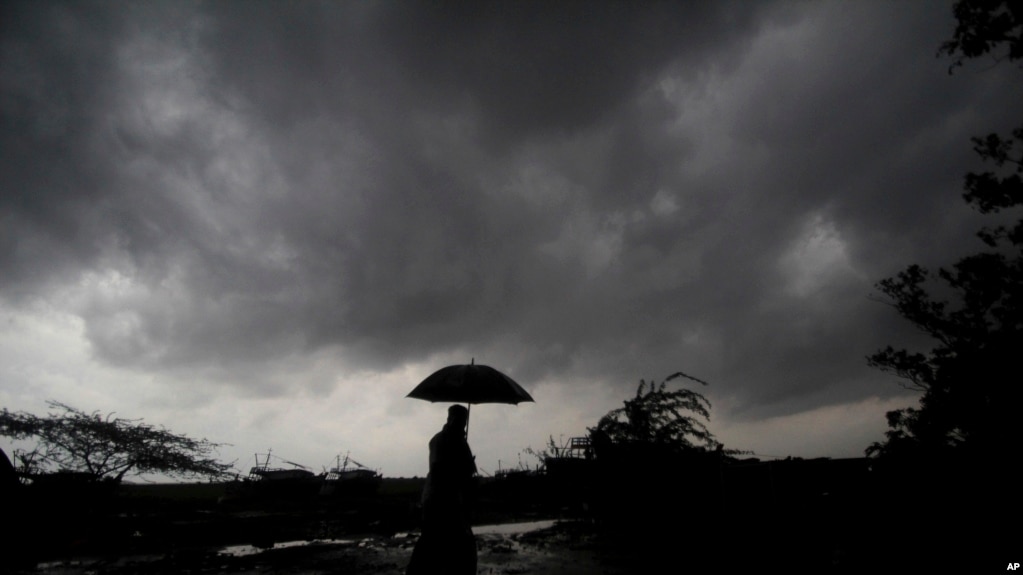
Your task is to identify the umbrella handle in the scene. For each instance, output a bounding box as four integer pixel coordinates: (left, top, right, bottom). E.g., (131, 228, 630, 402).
(465, 403, 471, 439)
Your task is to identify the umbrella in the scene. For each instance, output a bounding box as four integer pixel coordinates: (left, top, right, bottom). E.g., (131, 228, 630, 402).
(406, 359, 533, 436)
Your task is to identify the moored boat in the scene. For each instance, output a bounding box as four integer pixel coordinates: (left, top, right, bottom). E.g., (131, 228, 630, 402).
(319, 453, 382, 496)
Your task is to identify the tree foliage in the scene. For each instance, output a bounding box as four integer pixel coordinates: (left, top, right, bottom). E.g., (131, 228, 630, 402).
(868, 1, 1022, 461)
(0, 401, 233, 482)
(939, 0, 1022, 71)
(589, 372, 724, 454)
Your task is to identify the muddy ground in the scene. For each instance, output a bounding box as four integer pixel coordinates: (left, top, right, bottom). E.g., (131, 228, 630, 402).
(9, 466, 1012, 573)
(10, 478, 644, 574)
(27, 520, 637, 575)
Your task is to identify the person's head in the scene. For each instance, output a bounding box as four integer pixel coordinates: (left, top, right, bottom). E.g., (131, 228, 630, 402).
(447, 404, 468, 428)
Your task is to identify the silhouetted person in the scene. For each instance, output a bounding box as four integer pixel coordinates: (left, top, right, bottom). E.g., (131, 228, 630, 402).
(407, 405, 477, 575)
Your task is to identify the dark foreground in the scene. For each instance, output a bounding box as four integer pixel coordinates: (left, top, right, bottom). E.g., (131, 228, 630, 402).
(10, 478, 615, 574)
(8, 460, 1019, 574)
(27, 520, 629, 575)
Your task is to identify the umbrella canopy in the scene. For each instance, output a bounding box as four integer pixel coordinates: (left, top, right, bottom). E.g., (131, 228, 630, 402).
(407, 360, 533, 405)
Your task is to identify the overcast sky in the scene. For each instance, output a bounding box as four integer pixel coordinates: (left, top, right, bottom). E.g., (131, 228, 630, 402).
(2, 1, 1020, 479)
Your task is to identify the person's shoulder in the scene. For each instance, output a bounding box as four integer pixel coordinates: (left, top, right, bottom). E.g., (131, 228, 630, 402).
(433, 427, 465, 446)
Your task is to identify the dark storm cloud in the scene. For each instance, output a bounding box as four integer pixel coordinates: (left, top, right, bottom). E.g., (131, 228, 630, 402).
(368, 1, 765, 146)
(2, 1, 1018, 420)
(1, 2, 126, 295)
(176, 1, 776, 372)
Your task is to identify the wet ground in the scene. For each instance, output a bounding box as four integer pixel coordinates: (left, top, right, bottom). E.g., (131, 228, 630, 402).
(27, 520, 635, 575)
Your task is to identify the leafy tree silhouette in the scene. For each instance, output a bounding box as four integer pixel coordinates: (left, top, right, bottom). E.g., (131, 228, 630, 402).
(589, 371, 729, 455)
(939, 0, 1021, 72)
(868, 0, 1021, 465)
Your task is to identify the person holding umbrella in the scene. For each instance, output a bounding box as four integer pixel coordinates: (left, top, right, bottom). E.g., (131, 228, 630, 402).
(405, 360, 532, 574)
(406, 405, 477, 575)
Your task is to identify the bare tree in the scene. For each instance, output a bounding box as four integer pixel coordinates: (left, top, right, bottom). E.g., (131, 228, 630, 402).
(0, 401, 232, 482)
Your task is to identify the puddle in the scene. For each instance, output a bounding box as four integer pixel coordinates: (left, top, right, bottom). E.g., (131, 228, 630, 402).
(219, 538, 357, 557)
(216, 520, 558, 557)
(473, 519, 558, 535)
